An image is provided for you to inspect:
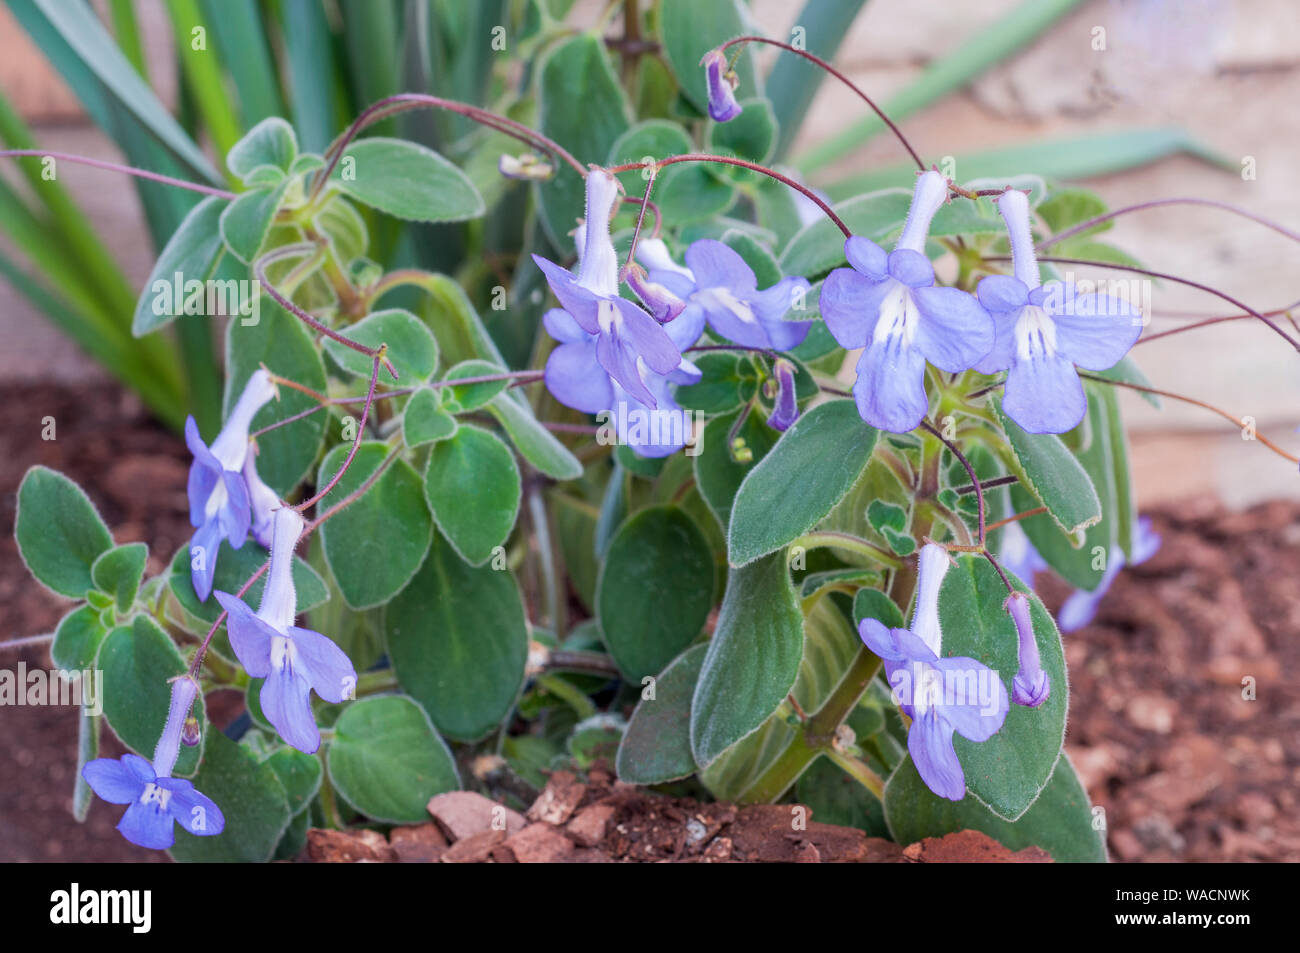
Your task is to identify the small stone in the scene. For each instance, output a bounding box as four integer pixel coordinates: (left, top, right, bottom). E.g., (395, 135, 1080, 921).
(700, 837, 733, 862)
(505, 823, 576, 863)
(793, 841, 822, 863)
(566, 803, 617, 848)
(389, 824, 447, 863)
(307, 828, 397, 863)
(441, 829, 505, 863)
(527, 770, 587, 825)
(428, 791, 526, 842)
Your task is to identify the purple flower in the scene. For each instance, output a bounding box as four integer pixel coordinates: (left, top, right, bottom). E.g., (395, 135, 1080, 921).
(81, 753, 224, 850)
(1059, 517, 1161, 632)
(767, 358, 799, 431)
(820, 171, 994, 433)
(701, 49, 742, 122)
(1006, 592, 1050, 708)
(858, 543, 1009, 800)
(532, 169, 682, 409)
(975, 188, 1143, 433)
(214, 507, 355, 753)
(185, 369, 277, 601)
(638, 238, 812, 352)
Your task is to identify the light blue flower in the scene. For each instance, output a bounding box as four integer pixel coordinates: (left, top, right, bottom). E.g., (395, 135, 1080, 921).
(1006, 592, 1050, 708)
(975, 188, 1143, 433)
(820, 171, 993, 433)
(81, 753, 224, 850)
(858, 544, 1009, 800)
(214, 507, 355, 753)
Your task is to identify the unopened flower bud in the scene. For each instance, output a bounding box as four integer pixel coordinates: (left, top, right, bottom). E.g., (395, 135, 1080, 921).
(767, 358, 799, 431)
(701, 49, 742, 123)
(181, 716, 202, 747)
(1007, 592, 1050, 708)
(622, 262, 686, 323)
(499, 152, 555, 181)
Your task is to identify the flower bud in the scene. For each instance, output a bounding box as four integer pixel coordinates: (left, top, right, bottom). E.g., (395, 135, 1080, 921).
(1007, 592, 1050, 708)
(499, 152, 555, 181)
(701, 49, 742, 122)
(152, 674, 199, 778)
(181, 716, 202, 747)
(622, 262, 686, 323)
(767, 358, 799, 431)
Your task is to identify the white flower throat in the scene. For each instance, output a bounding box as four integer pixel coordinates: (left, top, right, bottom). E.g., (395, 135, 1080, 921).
(872, 283, 920, 348)
(141, 783, 172, 810)
(1014, 305, 1058, 362)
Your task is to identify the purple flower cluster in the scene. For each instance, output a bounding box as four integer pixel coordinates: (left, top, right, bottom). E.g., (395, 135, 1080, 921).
(535, 170, 811, 456)
(820, 171, 1143, 435)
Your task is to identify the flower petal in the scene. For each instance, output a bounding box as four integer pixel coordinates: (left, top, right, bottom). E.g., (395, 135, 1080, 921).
(819, 267, 891, 350)
(749, 276, 813, 351)
(213, 590, 274, 677)
(683, 239, 757, 293)
(610, 380, 693, 458)
(116, 798, 175, 850)
(613, 298, 680, 375)
(910, 286, 995, 373)
(933, 655, 1009, 741)
(664, 299, 706, 352)
(887, 248, 935, 288)
(844, 236, 888, 278)
(1049, 288, 1143, 370)
(596, 332, 656, 408)
(260, 662, 319, 754)
(908, 709, 967, 801)
(542, 307, 588, 344)
(82, 756, 147, 804)
(977, 274, 1030, 313)
(851, 335, 930, 433)
(973, 309, 1020, 374)
(156, 777, 225, 836)
(1003, 350, 1087, 434)
(189, 518, 222, 604)
(219, 470, 251, 548)
(858, 618, 909, 661)
(544, 339, 613, 414)
(288, 626, 357, 704)
(533, 255, 601, 333)
(185, 417, 220, 528)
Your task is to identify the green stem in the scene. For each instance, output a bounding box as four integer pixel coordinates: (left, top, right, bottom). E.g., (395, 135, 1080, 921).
(791, 531, 902, 571)
(825, 748, 885, 799)
(538, 674, 597, 720)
